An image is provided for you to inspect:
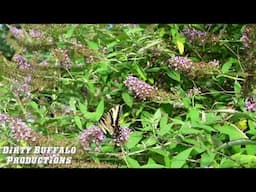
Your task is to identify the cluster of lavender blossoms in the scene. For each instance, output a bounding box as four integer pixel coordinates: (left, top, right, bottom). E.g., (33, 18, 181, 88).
(12, 54, 32, 70)
(241, 26, 252, 49)
(113, 127, 132, 146)
(29, 29, 44, 40)
(168, 56, 193, 73)
(9, 26, 24, 39)
(245, 97, 256, 112)
(168, 56, 220, 78)
(13, 76, 32, 99)
(54, 49, 71, 70)
(79, 126, 105, 151)
(183, 28, 209, 45)
(124, 76, 157, 100)
(0, 113, 39, 142)
(0, 114, 10, 125)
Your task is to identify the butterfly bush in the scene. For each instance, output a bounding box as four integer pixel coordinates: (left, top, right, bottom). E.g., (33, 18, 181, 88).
(79, 126, 105, 151)
(245, 97, 256, 112)
(183, 28, 208, 45)
(9, 26, 24, 39)
(0, 113, 39, 142)
(114, 127, 132, 146)
(124, 76, 181, 103)
(0, 114, 10, 125)
(240, 25, 256, 50)
(29, 29, 44, 40)
(124, 76, 157, 100)
(168, 56, 219, 79)
(12, 54, 32, 70)
(54, 49, 72, 70)
(183, 28, 218, 45)
(168, 56, 193, 73)
(13, 75, 32, 100)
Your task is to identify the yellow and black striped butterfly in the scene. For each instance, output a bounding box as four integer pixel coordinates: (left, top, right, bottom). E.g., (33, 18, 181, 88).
(98, 105, 122, 140)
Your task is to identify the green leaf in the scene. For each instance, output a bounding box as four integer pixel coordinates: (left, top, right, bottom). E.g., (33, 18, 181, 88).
(78, 102, 87, 116)
(171, 148, 193, 168)
(164, 156, 172, 167)
(144, 136, 157, 146)
(81, 100, 104, 121)
(221, 58, 236, 73)
(146, 67, 161, 73)
(69, 97, 77, 113)
(141, 163, 166, 168)
(234, 80, 241, 96)
(147, 158, 156, 164)
(152, 109, 161, 128)
(74, 116, 83, 130)
(29, 101, 39, 111)
(134, 64, 147, 81)
(200, 152, 216, 167)
(141, 111, 153, 131)
(95, 99, 105, 121)
(166, 69, 180, 82)
(191, 123, 215, 132)
(182, 97, 191, 108)
(149, 148, 169, 157)
(214, 123, 248, 140)
(65, 27, 75, 38)
(107, 41, 118, 48)
(158, 116, 172, 136)
(86, 40, 98, 50)
(176, 39, 184, 55)
(0, 140, 7, 147)
(205, 112, 222, 124)
(122, 92, 133, 107)
(220, 158, 240, 168)
(246, 144, 256, 155)
(126, 156, 140, 168)
(180, 123, 202, 134)
(188, 108, 200, 123)
(126, 132, 143, 149)
(231, 153, 256, 168)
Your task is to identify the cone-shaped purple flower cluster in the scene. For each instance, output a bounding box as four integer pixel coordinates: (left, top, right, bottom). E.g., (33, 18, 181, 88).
(114, 127, 132, 146)
(9, 26, 24, 39)
(183, 28, 209, 45)
(12, 54, 32, 70)
(168, 56, 219, 79)
(124, 76, 157, 100)
(54, 49, 71, 70)
(9, 118, 35, 141)
(79, 126, 105, 151)
(29, 29, 44, 40)
(13, 75, 32, 99)
(241, 26, 252, 49)
(168, 56, 194, 73)
(0, 114, 10, 125)
(245, 97, 256, 112)
(0, 113, 38, 142)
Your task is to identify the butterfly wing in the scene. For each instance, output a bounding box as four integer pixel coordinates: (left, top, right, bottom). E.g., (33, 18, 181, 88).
(98, 111, 114, 135)
(111, 105, 122, 127)
(98, 105, 122, 135)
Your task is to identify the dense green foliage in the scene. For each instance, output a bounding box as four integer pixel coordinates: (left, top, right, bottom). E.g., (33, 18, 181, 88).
(1, 24, 256, 168)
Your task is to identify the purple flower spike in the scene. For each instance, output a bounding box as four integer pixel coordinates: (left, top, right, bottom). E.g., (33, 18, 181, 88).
(245, 97, 256, 112)
(79, 126, 105, 151)
(124, 76, 157, 100)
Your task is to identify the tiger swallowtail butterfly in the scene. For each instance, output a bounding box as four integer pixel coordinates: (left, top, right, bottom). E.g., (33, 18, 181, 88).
(98, 105, 123, 145)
